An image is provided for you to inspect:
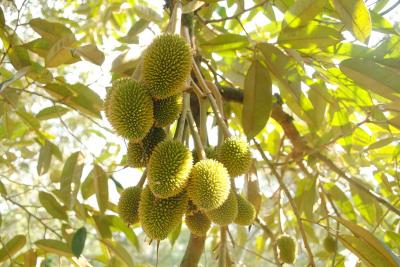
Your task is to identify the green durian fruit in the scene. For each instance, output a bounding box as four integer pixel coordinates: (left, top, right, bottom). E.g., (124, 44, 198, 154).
(148, 140, 193, 198)
(153, 94, 183, 127)
(277, 234, 297, 264)
(104, 78, 153, 141)
(185, 211, 211, 237)
(126, 127, 166, 168)
(139, 186, 188, 240)
(234, 194, 256, 225)
(187, 159, 230, 210)
(206, 190, 238, 225)
(141, 34, 192, 99)
(216, 136, 252, 177)
(323, 235, 337, 253)
(117, 186, 142, 225)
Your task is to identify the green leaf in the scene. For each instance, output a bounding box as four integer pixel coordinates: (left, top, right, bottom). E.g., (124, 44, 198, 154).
(332, 0, 371, 42)
(0, 7, 4, 28)
(134, 5, 162, 21)
(24, 38, 53, 57)
(111, 47, 145, 74)
(35, 239, 73, 257)
(92, 164, 108, 213)
(278, 24, 342, 49)
(23, 249, 37, 267)
(101, 240, 134, 267)
(60, 152, 83, 209)
(334, 217, 400, 266)
(242, 59, 272, 138)
(45, 35, 79, 68)
(340, 58, 400, 100)
(36, 106, 70, 120)
(29, 18, 75, 43)
(0, 180, 7, 196)
(283, 0, 327, 28)
(38, 191, 68, 221)
(37, 140, 52, 175)
(324, 183, 357, 221)
(0, 235, 26, 263)
(108, 216, 140, 251)
(92, 215, 112, 239)
(338, 235, 399, 267)
(81, 171, 95, 200)
(26, 62, 53, 84)
(71, 227, 86, 257)
(200, 34, 249, 52)
(8, 46, 31, 70)
(168, 222, 181, 247)
(73, 44, 105, 66)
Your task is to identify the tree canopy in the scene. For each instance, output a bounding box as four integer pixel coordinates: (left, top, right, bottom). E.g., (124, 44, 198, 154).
(0, 0, 400, 266)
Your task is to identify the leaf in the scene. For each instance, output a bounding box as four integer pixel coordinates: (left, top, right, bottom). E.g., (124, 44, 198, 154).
(92, 164, 109, 213)
(340, 58, 400, 100)
(24, 38, 53, 57)
(108, 216, 140, 251)
(29, 18, 75, 43)
(81, 171, 95, 199)
(73, 44, 105, 66)
(200, 34, 249, 52)
(37, 140, 52, 175)
(35, 239, 73, 257)
(36, 106, 70, 120)
(45, 35, 79, 67)
(278, 24, 342, 49)
(0, 7, 4, 28)
(92, 215, 112, 239)
(333, 217, 400, 266)
(101, 240, 134, 267)
(23, 249, 37, 267)
(134, 5, 162, 21)
(0, 180, 7, 196)
(183, 1, 206, 13)
(0, 235, 26, 263)
(111, 47, 145, 74)
(168, 222, 181, 247)
(338, 235, 398, 267)
(332, 0, 371, 42)
(26, 63, 53, 84)
(8, 46, 31, 70)
(324, 183, 357, 221)
(71, 227, 86, 257)
(60, 152, 83, 209)
(38, 191, 68, 221)
(283, 0, 327, 28)
(242, 59, 272, 138)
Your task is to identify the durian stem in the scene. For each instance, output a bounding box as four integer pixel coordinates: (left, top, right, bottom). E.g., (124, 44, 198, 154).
(137, 170, 147, 188)
(187, 109, 206, 160)
(180, 234, 206, 267)
(218, 227, 228, 267)
(191, 61, 231, 138)
(174, 92, 190, 141)
(199, 98, 208, 145)
(167, 0, 182, 34)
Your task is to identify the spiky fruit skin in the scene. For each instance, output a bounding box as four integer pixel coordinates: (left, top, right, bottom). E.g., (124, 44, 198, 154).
(234, 194, 256, 225)
(153, 94, 183, 127)
(104, 78, 153, 140)
(216, 137, 252, 177)
(139, 186, 188, 240)
(148, 140, 193, 198)
(277, 235, 297, 264)
(141, 34, 192, 99)
(117, 186, 141, 225)
(192, 146, 216, 163)
(206, 190, 238, 225)
(185, 211, 211, 237)
(323, 235, 337, 253)
(187, 159, 230, 210)
(126, 127, 166, 168)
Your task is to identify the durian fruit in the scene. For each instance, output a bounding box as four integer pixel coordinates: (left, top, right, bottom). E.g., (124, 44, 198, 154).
(276, 234, 297, 264)
(192, 146, 216, 163)
(216, 136, 252, 177)
(117, 186, 142, 225)
(185, 211, 211, 237)
(234, 194, 256, 225)
(139, 186, 188, 240)
(141, 34, 192, 99)
(104, 78, 153, 140)
(126, 127, 166, 168)
(323, 235, 337, 253)
(153, 94, 183, 127)
(148, 140, 193, 198)
(206, 189, 238, 226)
(187, 159, 230, 210)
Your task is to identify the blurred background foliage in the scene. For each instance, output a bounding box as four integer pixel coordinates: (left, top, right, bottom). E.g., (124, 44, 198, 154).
(0, 0, 400, 266)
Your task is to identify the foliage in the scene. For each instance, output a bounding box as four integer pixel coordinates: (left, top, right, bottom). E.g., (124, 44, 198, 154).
(0, 0, 400, 266)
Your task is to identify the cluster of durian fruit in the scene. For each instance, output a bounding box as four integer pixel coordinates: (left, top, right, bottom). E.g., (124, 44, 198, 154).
(104, 34, 257, 242)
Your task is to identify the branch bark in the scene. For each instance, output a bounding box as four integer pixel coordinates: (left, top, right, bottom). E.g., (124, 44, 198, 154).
(180, 235, 206, 267)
